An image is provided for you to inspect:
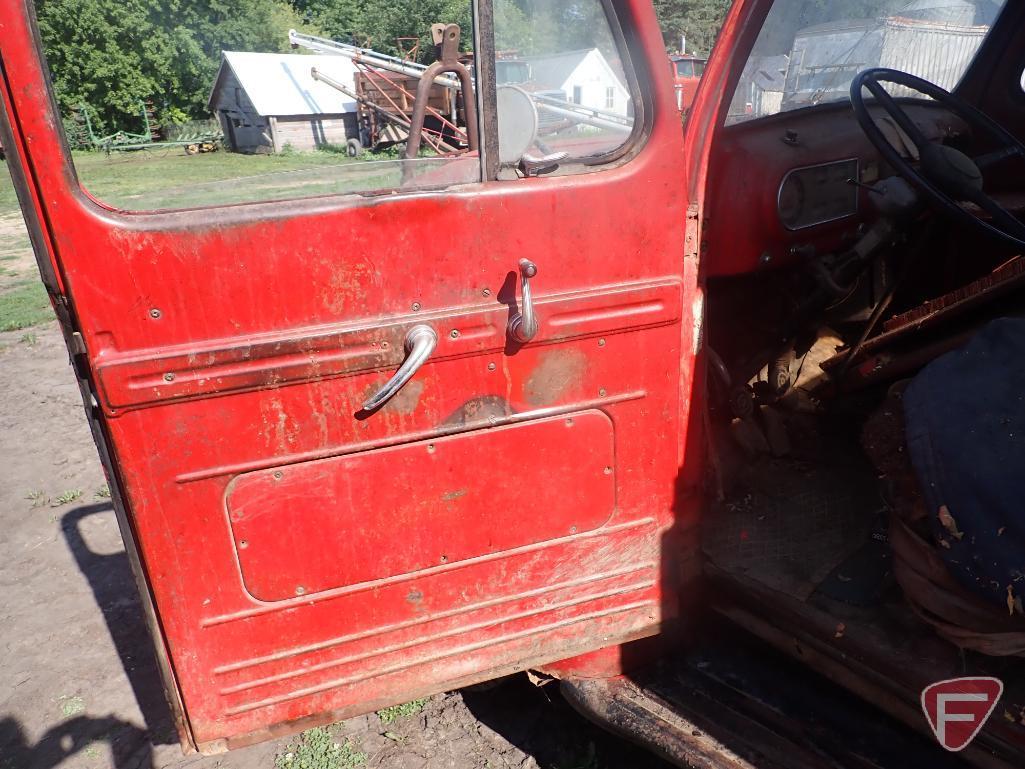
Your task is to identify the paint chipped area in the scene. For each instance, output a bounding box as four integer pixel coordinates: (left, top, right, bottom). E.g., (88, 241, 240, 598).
(523, 348, 588, 407)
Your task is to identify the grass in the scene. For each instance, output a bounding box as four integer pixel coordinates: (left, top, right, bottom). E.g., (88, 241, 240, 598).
(275, 727, 366, 769)
(0, 228, 30, 260)
(58, 694, 85, 718)
(94, 483, 111, 499)
(0, 165, 20, 213)
(68, 148, 414, 210)
(2, 145, 410, 215)
(51, 489, 83, 507)
(26, 490, 47, 508)
(0, 146, 452, 327)
(0, 279, 51, 332)
(377, 697, 429, 724)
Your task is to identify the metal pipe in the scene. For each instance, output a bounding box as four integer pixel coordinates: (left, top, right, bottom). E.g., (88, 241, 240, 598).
(535, 102, 633, 133)
(404, 24, 478, 158)
(531, 93, 633, 127)
(290, 29, 460, 88)
(291, 29, 428, 71)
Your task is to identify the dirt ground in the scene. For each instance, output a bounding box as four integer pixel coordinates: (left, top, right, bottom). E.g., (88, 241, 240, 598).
(0, 258, 669, 768)
(0, 212, 34, 292)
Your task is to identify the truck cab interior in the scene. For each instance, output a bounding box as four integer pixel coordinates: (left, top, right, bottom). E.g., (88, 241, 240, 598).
(672, 0, 1025, 763)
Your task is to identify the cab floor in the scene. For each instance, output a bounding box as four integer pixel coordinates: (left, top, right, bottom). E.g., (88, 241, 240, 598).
(630, 622, 972, 769)
(701, 421, 1025, 765)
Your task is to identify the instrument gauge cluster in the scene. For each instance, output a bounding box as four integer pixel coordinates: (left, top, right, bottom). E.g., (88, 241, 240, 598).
(777, 159, 859, 230)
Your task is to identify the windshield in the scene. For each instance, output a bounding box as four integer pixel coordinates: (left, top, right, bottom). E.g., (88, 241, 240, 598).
(726, 0, 1006, 125)
(675, 60, 708, 78)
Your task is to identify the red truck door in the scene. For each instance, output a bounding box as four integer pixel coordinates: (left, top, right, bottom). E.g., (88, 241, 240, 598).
(1, 0, 719, 752)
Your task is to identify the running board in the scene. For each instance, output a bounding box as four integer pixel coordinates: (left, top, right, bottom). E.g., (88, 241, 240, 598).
(562, 677, 759, 769)
(560, 624, 973, 769)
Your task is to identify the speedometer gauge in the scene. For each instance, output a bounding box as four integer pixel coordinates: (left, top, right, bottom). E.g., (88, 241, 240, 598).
(777, 159, 859, 230)
(778, 174, 806, 229)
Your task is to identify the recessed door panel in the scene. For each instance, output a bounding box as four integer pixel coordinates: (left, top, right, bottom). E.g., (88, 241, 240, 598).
(227, 411, 615, 601)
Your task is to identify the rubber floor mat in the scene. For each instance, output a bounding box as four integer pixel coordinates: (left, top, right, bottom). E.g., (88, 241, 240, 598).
(704, 449, 884, 600)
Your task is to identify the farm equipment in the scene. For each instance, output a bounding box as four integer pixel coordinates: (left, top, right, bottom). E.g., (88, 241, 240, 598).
(73, 100, 223, 155)
(74, 100, 158, 152)
(291, 26, 474, 156)
(290, 27, 632, 163)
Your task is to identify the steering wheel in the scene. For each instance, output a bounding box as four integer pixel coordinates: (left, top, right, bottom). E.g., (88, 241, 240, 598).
(850, 67, 1025, 248)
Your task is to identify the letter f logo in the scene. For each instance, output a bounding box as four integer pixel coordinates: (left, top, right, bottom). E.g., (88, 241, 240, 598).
(922, 677, 1003, 752)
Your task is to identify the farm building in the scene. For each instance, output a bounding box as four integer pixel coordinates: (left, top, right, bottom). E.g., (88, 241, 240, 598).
(525, 48, 631, 116)
(727, 54, 789, 122)
(208, 51, 359, 153)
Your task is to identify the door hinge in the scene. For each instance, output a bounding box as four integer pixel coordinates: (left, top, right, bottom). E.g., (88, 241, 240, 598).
(69, 331, 91, 382)
(69, 330, 86, 357)
(684, 204, 701, 262)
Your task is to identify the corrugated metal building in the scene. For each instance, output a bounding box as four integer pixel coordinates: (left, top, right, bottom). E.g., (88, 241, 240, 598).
(781, 13, 988, 111)
(208, 52, 359, 153)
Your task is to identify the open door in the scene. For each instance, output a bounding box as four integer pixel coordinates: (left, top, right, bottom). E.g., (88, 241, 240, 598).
(1, 0, 703, 751)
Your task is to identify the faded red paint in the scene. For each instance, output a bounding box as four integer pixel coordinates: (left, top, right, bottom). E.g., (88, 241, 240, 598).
(0, 0, 710, 752)
(670, 55, 707, 113)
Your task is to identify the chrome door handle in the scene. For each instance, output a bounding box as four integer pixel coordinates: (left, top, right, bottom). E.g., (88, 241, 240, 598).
(362, 325, 438, 411)
(508, 259, 539, 343)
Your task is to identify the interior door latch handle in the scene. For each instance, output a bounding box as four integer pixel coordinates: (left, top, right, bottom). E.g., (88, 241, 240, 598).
(508, 259, 539, 343)
(362, 325, 438, 412)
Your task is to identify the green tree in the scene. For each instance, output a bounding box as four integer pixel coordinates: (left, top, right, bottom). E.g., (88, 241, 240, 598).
(36, 0, 315, 133)
(650, 0, 731, 56)
(293, 0, 473, 58)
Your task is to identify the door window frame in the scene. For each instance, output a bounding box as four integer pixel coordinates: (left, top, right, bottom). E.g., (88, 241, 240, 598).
(16, 0, 651, 221)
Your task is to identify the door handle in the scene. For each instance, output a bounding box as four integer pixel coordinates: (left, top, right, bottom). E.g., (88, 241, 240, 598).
(508, 259, 539, 343)
(362, 325, 438, 411)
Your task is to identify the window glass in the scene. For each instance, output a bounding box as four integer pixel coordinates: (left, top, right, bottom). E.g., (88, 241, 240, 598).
(726, 0, 1006, 125)
(33, 0, 480, 211)
(493, 0, 635, 166)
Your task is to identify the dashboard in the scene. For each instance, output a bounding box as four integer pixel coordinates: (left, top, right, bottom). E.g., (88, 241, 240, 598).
(777, 158, 859, 230)
(703, 101, 968, 278)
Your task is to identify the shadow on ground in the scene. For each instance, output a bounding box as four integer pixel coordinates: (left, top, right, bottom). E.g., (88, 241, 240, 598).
(60, 503, 178, 749)
(0, 715, 153, 769)
(1, 502, 172, 769)
(0, 502, 175, 768)
(3, 498, 669, 769)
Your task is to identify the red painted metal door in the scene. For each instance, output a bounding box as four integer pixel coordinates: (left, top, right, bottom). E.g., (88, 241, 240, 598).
(0, 0, 708, 751)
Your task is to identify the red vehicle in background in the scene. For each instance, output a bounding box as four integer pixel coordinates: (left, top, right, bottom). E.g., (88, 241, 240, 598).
(669, 53, 706, 112)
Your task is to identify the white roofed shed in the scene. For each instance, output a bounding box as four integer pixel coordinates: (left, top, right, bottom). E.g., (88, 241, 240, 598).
(208, 51, 359, 153)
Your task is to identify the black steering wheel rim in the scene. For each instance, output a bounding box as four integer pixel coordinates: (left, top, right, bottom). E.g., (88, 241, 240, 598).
(850, 67, 1025, 249)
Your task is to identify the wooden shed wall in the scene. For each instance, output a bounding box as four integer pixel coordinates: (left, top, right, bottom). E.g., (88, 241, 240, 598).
(270, 114, 357, 152)
(211, 69, 273, 153)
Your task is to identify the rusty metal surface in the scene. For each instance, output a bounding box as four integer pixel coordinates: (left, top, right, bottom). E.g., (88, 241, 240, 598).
(562, 677, 759, 769)
(93, 280, 682, 412)
(703, 450, 880, 600)
(405, 24, 478, 159)
(821, 258, 1025, 375)
(708, 565, 1025, 768)
(0, 0, 702, 751)
(561, 633, 970, 769)
(624, 623, 981, 769)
